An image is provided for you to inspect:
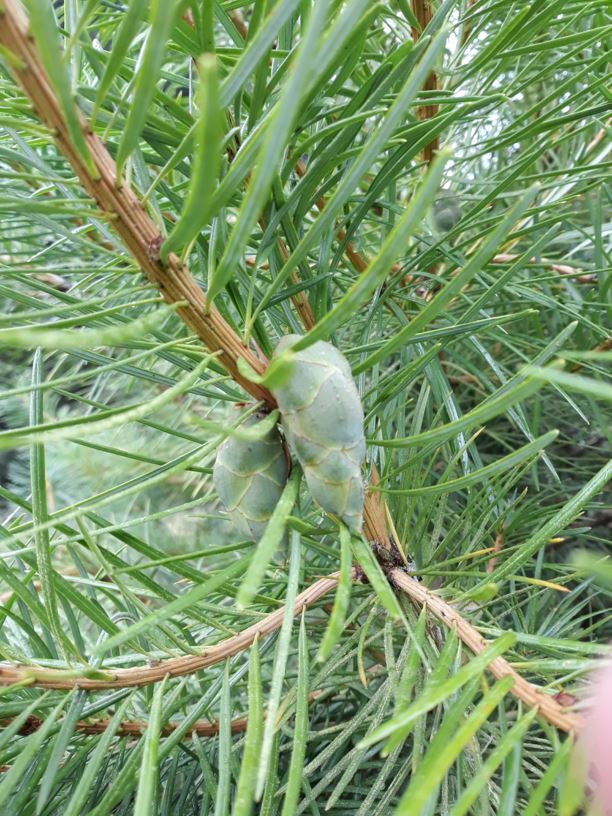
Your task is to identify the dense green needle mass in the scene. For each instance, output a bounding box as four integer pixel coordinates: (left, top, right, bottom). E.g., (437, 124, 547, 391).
(0, 1, 610, 814)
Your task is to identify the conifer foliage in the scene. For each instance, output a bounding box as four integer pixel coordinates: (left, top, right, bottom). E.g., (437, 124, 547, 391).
(0, 1, 610, 813)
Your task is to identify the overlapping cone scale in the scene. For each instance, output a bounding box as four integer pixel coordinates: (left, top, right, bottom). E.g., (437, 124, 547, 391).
(271, 335, 366, 532)
(213, 413, 289, 541)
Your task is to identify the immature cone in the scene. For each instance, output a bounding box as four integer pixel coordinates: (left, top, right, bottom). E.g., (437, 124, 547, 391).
(213, 412, 289, 541)
(270, 335, 365, 532)
(433, 192, 461, 233)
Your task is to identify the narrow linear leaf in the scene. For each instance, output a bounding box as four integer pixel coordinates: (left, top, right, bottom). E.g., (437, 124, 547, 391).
(356, 184, 541, 372)
(522, 737, 574, 816)
(259, 731, 281, 816)
(381, 607, 429, 755)
(293, 148, 450, 349)
(0, 304, 179, 350)
(449, 709, 539, 816)
(161, 54, 222, 262)
(93, 554, 250, 655)
(233, 640, 264, 816)
(351, 532, 403, 620)
(382, 629, 461, 757)
(573, 552, 612, 593)
(23, 0, 95, 174)
(219, 0, 302, 107)
(134, 677, 167, 816)
(526, 365, 612, 402)
(557, 742, 587, 816)
(483, 458, 612, 587)
(280, 613, 310, 816)
(0, 351, 216, 450)
(256, 534, 301, 799)
(208, 0, 332, 303)
(372, 376, 543, 449)
(36, 690, 86, 813)
(498, 711, 523, 816)
(214, 662, 232, 816)
(0, 698, 65, 810)
(393, 676, 483, 799)
(395, 676, 516, 815)
(115, 0, 178, 178)
(92, 0, 149, 122)
(206, 0, 380, 223)
(63, 695, 134, 816)
(0, 692, 51, 754)
(317, 524, 353, 662)
(359, 633, 517, 748)
(29, 348, 68, 658)
(254, 23, 451, 318)
(237, 469, 300, 609)
(236, 350, 296, 389)
(378, 431, 559, 496)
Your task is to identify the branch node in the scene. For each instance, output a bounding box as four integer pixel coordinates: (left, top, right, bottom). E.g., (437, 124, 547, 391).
(147, 234, 163, 264)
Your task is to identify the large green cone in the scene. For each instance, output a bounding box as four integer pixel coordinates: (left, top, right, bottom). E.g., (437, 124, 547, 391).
(270, 335, 365, 532)
(213, 412, 289, 541)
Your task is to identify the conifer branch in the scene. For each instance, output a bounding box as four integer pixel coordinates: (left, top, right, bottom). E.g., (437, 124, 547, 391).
(0, 574, 340, 689)
(390, 568, 584, 734)
(0, 0, 271, 404)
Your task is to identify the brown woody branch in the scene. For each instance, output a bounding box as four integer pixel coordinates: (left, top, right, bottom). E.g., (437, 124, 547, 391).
(3, 690, 324, 739)
(0, 568, 584, 733)
(411, 0, 438, 164)
(390, 568, 583, 734)
(0, 574, 340, 689)
(1, 713, 248, 739)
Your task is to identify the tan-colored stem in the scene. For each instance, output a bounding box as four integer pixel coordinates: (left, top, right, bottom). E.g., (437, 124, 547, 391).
(492, 254, 596, 284)
(389, 569, 584, 734)
(1, 714, 247, 739)
(266, 221, 316, 330)
(2, 690, 324, 739)
(411, 0, 438, 164)
(0, 574, 339, 689)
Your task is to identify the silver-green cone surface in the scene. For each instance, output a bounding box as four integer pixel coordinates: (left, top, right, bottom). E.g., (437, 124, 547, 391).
(271, 335, 365, 532)
(213, 412, 289, 541)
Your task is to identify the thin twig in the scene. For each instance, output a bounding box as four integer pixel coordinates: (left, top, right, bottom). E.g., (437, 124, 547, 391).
(389, 568, 584, 734)
(0, 574, 340, 689)
(0, 713, 246, 739)
(486, 530, 504, 574)
(293, 158, 402, 280)
(411, 0, 438, 164)
(492, 254, 596, 284)
(1, 690, 325, 739)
